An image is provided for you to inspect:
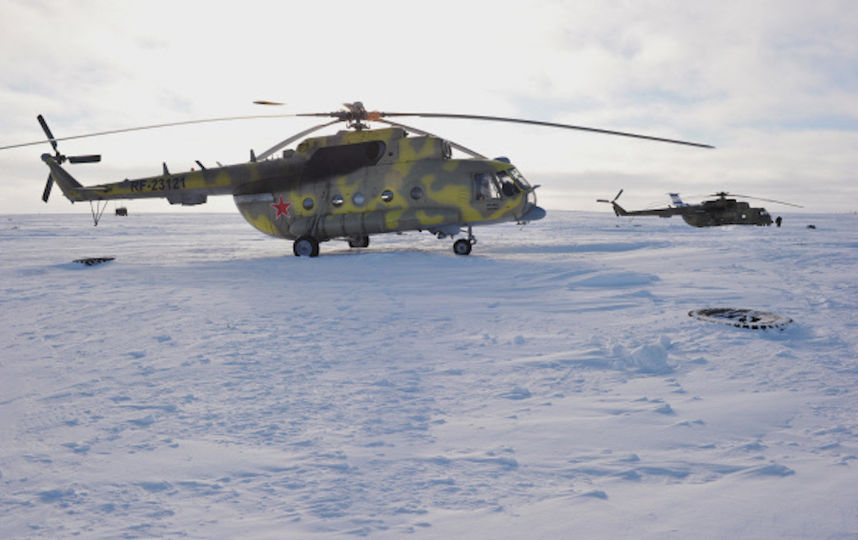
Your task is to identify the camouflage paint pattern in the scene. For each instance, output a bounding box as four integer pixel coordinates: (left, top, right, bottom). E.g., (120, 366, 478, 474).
(43, 127, 541, 242)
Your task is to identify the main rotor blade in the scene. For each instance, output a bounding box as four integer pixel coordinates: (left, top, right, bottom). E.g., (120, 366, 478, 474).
(727, 193, 804, 208)
(37, 114, 59, 153)
(4, 106, 715, 153)
(0, 113, 311, 151)
(380, 112, 714, 149)
(378, 119, 487, 159)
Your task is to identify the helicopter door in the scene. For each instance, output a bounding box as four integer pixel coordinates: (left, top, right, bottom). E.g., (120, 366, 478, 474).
(473, 172, 503, 212)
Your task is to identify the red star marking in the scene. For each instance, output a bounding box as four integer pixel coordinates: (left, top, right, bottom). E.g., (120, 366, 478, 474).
(272, 196, 292, 219)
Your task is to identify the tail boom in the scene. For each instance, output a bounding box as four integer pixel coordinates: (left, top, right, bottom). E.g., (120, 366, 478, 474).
(39, 155, 245, 206)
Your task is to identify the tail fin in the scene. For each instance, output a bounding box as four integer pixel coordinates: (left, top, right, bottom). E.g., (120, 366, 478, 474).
(669, 193, 687, 207)
(611, 202, 628, 216)
(36, 114, 101, 202)
(41, 154, 85, 201)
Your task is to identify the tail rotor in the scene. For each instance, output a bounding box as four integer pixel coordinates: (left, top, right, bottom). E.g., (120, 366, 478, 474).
(597, 189, 624, 216)
(37, 114, 101, 202)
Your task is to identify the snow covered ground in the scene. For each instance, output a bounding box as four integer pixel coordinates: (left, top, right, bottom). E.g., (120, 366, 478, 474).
(1, 210, 856, 539)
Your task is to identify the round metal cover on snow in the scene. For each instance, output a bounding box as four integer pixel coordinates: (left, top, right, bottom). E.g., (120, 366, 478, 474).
(73, 257, 115, 266)
(688, 308, 793, 331)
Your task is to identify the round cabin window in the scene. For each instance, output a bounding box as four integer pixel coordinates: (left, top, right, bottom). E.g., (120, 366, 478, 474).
(381, 190, 394, 203)
(303, 197, 314, 210)
(332, 194, 344, 207)
(410, 187, 423, 200)
(353, 192, 366, 206)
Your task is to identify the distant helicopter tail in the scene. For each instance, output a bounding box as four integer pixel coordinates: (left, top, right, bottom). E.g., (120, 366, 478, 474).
(597, 189, 627, 216)
(611, 201, 628, 216)
(669, 193, 687, 207)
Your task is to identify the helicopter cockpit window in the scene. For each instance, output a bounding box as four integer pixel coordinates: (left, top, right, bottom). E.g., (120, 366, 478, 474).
(497, 170, 520, 197)
(509, 168, 530, 191)
(474, 172, 501, 200)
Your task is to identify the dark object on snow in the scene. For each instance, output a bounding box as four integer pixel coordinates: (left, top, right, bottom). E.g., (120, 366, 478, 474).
(775, 216, 782, 227)
(688, 308, 793, 331)
(73, 257, 115, 266)
(807, 224, 816, 229)
(115, 207, 128, 216)
(598, 190, 801, 227)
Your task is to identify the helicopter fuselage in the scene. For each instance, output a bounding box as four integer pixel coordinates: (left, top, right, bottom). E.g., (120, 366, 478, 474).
(42, 127, 543, 254)
(233, 128, 539, 242)
(680, 198, 773, 227)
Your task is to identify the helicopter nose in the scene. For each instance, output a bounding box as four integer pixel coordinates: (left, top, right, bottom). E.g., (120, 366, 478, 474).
(520, 205, 547, 222)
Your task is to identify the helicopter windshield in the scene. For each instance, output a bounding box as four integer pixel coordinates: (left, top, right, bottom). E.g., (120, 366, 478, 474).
(474, 168, 532, 201)
(496, 170, 520, 197)
(508, 168, 537, 208)
(508, 168, 530, 191)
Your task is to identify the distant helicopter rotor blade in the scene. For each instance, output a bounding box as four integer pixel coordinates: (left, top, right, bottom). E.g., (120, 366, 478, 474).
(597, 189, 624, 204)
(723, 193, 804, 208)
(378, 112, 714, 149)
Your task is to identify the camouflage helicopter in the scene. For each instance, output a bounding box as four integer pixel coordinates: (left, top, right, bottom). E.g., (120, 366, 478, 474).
(5, 102, 712, 256)
(598, 189, 802, 227)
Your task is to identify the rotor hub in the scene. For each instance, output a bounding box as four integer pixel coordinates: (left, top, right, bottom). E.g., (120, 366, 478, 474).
(339, 102, 378, 130)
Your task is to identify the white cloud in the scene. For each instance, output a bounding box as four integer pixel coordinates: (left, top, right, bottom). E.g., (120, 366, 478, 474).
(1, 0, 856, 214)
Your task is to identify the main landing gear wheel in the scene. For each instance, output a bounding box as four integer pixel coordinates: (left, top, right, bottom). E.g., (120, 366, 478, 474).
(348, 236, 370, 248)
(453, 238, 472, 255)
(293, 235, 320, 257)
(452, 225, 476, 256)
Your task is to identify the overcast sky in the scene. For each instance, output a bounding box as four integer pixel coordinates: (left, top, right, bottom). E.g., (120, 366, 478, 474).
(1, 0, 856, 214)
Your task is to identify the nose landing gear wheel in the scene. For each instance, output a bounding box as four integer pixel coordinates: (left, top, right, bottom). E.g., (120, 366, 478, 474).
(453, 238, 472, 255)
(293, 236, 320, 257)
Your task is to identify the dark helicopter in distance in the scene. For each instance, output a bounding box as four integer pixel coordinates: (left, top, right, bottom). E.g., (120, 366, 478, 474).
(598, 190, 802, 227)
